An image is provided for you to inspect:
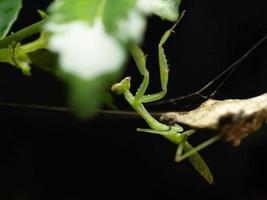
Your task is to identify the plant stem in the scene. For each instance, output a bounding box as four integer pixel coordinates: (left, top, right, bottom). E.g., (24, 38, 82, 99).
(21, 32, 48, 53)
(0, 48, 13, 64)
(0, 19, 47, 48)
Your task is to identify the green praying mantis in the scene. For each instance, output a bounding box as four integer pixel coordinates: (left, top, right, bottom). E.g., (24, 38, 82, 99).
(111, 23, 219, 184)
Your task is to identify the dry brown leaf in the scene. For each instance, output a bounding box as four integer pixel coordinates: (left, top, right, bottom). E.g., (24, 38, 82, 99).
(161, 93, 267, 146)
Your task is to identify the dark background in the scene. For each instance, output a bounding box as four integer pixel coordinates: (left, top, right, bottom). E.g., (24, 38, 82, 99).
(2, 0, 267, 199)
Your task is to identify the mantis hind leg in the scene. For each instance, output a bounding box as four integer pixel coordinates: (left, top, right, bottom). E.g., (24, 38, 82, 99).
(176, 134, 222, 162)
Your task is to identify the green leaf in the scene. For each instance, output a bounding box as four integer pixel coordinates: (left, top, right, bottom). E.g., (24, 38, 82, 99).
(102, 0, 136, 34)
(184, 143, 214, 184)
(155, 0, 182, 21)
(67, 77, 105, 119)
(48, 0, 101, 25)
(137, 0, 182, 21)
(0, 0, 22, 39)
(59, 71, 122, 119)
(45, 0, 183, 117)
(46, 0, 137, 117)
(48, 0, 136, 34)
(28, 50, 57, 73)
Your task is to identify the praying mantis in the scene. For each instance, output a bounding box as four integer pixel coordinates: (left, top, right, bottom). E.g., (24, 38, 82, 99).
(111, 23, 215, 184)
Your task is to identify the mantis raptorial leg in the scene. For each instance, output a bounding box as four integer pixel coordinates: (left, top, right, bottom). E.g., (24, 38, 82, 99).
(111, 23, 214, 184)
(112, 24, 183, 134)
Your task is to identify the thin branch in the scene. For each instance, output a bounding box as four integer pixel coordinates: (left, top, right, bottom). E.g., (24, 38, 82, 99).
(0, 101, 163, 119)
(0, 19, 46, 48)
(0, 21, 266, 118)
(148, 32, 267, 106)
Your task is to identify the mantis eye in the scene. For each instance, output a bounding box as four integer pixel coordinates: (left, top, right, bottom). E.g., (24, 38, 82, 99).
(111, 76, 131, 94)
